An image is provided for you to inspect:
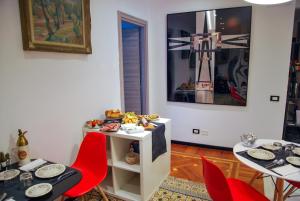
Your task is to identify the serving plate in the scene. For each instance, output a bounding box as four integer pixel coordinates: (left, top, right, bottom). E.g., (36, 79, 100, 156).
(25, 183, 52, 198)
(35, 164, 65, 179)
(292, 147, 300, 156)
(247, 149, 275, 160)
(261, 144, 281, 151)
(0, 169, 20, 181)
(286, 156, 300, 167)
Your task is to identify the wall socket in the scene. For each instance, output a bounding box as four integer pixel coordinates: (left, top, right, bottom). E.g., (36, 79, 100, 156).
(192, 129, 200, 134)
(193, 129, 208, 136)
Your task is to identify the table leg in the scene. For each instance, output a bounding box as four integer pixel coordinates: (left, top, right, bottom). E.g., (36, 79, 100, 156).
(274, 178, 284, 201)
(249, 171, 263, 185)
(283, 186, 296, 200)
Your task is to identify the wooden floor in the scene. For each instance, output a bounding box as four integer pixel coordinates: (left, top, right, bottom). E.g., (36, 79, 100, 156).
(170, 143, 264, 194)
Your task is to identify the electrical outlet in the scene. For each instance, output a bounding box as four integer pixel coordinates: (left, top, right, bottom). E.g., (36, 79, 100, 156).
(193, 129, 200, 134)
(201, 129, 208, 136)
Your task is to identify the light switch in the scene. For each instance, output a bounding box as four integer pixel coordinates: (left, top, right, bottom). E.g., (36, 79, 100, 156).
(270, 95, 280, 102)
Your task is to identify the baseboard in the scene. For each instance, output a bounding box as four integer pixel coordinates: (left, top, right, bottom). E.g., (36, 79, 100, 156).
(171, 140, 233, 151)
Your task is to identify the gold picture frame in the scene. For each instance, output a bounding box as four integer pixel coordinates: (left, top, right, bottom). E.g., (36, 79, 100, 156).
(19, 0, 92, 54)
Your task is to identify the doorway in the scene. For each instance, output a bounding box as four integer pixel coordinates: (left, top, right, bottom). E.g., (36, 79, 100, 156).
(118, 11, 148, 114)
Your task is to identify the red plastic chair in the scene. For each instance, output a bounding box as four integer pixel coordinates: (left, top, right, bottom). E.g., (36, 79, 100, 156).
(201, 157, 269, 201)
(283, 180, 300, 200)
(61, 132, 108, 201)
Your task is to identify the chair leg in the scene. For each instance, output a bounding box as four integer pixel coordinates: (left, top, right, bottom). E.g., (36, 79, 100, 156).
(274, 178, 284, 201)
(80, 195, 86, 201)
(274, 189, 278, 201)
(283, 186, 297, 201)
(95, 185, 109, 201)
(60, 196, 65, 201)
(249, 171, 263, 185)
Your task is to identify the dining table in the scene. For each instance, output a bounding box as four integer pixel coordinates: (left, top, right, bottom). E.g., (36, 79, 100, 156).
(0, 161, 82, 201)
(234, 139, 300, 201)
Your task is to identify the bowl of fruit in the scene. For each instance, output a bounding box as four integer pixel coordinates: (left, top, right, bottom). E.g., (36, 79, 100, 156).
(123, 112, 139, 124)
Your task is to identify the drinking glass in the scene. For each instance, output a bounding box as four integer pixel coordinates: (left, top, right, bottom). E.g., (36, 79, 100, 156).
(273, 142, 283, 150)
(284, 144, 295, 156)
(20, 172, 33, 188)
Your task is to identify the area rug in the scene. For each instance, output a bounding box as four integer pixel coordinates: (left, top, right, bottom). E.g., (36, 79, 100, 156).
(81, 176, 211, 201)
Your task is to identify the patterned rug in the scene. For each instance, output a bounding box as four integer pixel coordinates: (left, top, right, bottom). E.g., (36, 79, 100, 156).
(81, 176, 211, 201)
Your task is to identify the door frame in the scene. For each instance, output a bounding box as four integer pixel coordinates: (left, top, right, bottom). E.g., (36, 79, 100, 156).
(117, 11, 149, 114)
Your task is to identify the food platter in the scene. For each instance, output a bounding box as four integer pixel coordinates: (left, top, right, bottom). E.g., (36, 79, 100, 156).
(35, 164, 66, 179)
(261, 144, 281, 151)
(25, 183, 52, 198)
(286, 156, 300, 167)
(0, 169, 20, 181)
(100, 123, 121, 132)
(247, 149, 275, 160)
(292, 147, 300, 156)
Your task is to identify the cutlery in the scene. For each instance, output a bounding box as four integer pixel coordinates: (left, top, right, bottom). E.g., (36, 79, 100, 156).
(0, 192, 7, 201)
(52, 170, 76, 185)
(265, 159, 278, 168)
(4, 197, 14, 201)
(277, 159, 285, 165)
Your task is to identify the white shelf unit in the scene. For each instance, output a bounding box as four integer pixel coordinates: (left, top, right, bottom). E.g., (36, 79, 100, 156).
(114, 168, 141, 201)
(101, 166, 114, 194)
(106, 136, 112, 166)
(83, 118, 171, 201)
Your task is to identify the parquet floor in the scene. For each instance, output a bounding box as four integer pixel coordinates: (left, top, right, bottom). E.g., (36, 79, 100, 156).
(170, 143, 264, 194)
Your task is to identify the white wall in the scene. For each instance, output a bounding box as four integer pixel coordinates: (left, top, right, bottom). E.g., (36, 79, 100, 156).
(0, 0, 296, 166)
(149, 0, 295, 147)
(0, 0, 151, 164)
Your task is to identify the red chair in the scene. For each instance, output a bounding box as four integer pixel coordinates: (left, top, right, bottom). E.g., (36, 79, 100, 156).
(201, 157, 269, 201)
(61, 132, 108, 201)
(283, 180, 300, 200)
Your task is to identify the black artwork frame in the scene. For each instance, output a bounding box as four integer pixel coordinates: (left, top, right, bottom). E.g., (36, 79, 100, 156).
(167, 6, 252, 106)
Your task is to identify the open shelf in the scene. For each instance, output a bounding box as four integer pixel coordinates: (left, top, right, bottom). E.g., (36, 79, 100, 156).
(114, 167, 141, 201)
(111, 137, 141, 172)
(114, 159, 140, 173)
(101, 167, 114, 193)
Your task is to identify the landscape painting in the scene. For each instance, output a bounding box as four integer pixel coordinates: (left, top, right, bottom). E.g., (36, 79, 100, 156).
(19, 0, 92, 54)
(167, 7, 252, 106)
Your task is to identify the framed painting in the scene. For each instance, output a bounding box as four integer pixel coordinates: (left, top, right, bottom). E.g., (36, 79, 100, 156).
(19, 0, 92, 54)
(167, 6, 252, 106)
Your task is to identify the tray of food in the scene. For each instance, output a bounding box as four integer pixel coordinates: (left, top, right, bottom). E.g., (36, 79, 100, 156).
(100, 123, 121, 132)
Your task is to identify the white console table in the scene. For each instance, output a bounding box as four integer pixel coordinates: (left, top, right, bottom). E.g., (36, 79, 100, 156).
(83, 118, 171, 201)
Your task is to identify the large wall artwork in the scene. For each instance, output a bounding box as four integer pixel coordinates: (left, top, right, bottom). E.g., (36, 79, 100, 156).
(167, 7, 252, 106)
(19, 0, 92, 54)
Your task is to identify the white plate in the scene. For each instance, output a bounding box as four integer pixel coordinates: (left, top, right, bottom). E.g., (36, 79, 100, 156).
(286, 156, 300, 166)
(0, 169, 20, 181)
(292, 148, 300, 156)
(35, 164, 66, 179)
(247, 149, 275, 160)
(25, 183, 52, 198)
(261, 144, 281, 151)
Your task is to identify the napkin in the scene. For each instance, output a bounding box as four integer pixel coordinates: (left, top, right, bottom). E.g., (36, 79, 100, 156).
(19, 159, 47, 171)
(272, 164, 300, 176)
(5, 198, 15, 201)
